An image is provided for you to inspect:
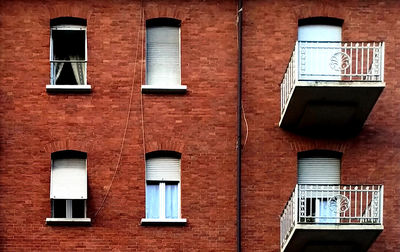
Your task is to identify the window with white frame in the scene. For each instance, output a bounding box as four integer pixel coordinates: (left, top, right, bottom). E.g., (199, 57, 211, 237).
(143, 18, 186, 92)
(50, 17, 87, 85)
(297, 150, 342, 224)
(47, 150, 90, 224)
(143, 151, 185, 223)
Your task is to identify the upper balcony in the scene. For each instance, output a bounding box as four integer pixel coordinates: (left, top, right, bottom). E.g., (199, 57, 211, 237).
(280, 184, 383, 252)
(279, 41, 385, 135)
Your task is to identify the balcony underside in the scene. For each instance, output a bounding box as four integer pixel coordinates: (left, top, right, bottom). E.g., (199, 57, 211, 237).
(279, 81, 385, 135)
(283, 224, 383, 252)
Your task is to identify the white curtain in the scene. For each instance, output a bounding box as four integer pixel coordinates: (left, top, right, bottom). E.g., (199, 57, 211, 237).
(69, 55, 86, 85)
(54, 62, 64, 84)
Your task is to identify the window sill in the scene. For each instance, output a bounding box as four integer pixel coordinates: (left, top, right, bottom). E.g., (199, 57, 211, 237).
(141, 85, 187, 94)
(140, 218, 187, 226)
(46, 85, 92, 94)
(46, 218, 91, 226)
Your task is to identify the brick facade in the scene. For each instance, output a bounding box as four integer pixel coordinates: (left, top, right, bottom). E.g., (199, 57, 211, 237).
(0, 0, 399, 251)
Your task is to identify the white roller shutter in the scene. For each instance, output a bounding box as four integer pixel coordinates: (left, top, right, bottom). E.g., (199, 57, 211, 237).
(146, 157, 180, 181)
(146, 26, 181, 86)
(298, 24, 342, 81)
(50, 158, 87, 199)
(298, 157, 340, 184)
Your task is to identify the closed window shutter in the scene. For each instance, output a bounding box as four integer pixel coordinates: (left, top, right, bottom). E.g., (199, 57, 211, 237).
(146, 26, 180, 86)
(298, 157, 340, 184)
(50, 158, 87, 199)
(146, 157, 180, 181)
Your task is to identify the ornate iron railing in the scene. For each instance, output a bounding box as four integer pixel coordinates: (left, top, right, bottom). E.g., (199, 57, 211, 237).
(280, 184, 384, 250)
(280, 41, 385, 115)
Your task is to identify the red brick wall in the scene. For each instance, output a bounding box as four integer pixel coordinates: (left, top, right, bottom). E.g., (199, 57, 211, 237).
(1, 0, 400, 251)
(242, 0, 400, 251)
(0, 0, 237, 251)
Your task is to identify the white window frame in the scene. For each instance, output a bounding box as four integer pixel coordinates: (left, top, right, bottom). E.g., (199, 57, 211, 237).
(141, 18, 187, 94)
(145, 181, 182, 220)
(47, 24, 91, 92)
(141, 154, 187, 225)
(46, 151, 91, 225)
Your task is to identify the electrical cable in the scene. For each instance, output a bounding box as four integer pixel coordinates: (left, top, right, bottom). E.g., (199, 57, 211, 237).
(93, 6, 143, 219)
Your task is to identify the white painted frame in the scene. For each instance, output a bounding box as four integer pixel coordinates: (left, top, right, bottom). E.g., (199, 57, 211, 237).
(49, 24, 88, 86)
(144, 181, 183, 220)
(142, 23, 187, 93)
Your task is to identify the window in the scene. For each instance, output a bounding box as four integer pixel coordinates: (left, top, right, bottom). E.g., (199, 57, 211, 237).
(46, 150, 90, 224)
(297, 150, 342, 223)
(141, 151, 186, 225)
(298, 17, 343, 81)
(142, 18, 187, 93)
(47, 17, 91, 92)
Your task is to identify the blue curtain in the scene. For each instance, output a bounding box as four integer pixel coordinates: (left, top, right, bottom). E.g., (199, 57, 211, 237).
(146, 184, 159, 219)
(165, 183, 178, 219)
(319, 199, 336, 223)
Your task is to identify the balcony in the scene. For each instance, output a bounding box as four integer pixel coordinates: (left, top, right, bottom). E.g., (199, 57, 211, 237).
(280, 41, 385, 134)
(280, 184, 383, 252)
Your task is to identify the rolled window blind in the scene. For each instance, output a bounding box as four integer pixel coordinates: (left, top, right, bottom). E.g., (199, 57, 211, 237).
(146, 157, 180, 181)
(50, 158, 87, 199)
(146, 26, 180, 86)
(298, 157, 340, 185)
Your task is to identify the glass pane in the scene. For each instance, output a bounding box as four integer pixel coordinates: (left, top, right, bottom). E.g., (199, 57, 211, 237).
(72, 200, 85, 218)
(52, 30, 85, 60)
(165, 183, 178, 219)
(146, 183, 159, 219)
(52, 199, 66, 218)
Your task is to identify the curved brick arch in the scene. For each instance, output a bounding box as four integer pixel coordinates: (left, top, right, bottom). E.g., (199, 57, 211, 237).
(144, 5, 186, 23)
(145, 139, 185, 155)
(44, 139, 92, 154)
(290, 140, 348, 154)
(293, 3, 347, 25)
(47, 3, 93, 21)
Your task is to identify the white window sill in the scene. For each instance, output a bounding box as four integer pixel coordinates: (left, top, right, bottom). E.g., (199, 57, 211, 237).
(46, 218, 91, 225)
(140, 218, 187, 226)
(141, 85, 187, 94)
(46, 84, 92, 93)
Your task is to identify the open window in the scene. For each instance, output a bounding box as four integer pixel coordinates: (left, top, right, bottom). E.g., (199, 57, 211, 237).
(46, 150, 90, 225)
(47, 17, 91, 93)
(141, 151, 186, 225)
(142, 18, 187, 93)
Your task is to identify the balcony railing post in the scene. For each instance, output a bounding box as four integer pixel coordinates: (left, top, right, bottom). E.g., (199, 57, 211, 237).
(294, 184, 298, 224)
(295, 41, 299, 82)
(381, 42, 385, 82)
(380, 185, 384, 224)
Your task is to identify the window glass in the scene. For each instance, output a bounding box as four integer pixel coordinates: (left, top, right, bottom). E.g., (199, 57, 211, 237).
(146, 183, 160, 219)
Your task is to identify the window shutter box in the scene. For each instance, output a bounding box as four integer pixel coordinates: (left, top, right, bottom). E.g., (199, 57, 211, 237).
(50, 158, 87, 199)
(146, 26, 181, 86)
(146, 157, 180, 181)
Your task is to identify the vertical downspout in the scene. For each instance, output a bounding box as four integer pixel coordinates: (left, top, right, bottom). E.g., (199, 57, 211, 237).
(236, 0, 243, 251)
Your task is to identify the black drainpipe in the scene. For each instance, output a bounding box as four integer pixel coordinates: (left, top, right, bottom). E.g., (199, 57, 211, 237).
(237, 0, 243, 251)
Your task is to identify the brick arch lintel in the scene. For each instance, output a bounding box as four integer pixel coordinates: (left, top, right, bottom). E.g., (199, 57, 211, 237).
(293, 3, 347, 25)
(47, 3, 93, 22)
(44, 139, 92, 155)
(145, 139, 185, 155)
(144, 5, 186, 23)
(290, 141, 348, 154)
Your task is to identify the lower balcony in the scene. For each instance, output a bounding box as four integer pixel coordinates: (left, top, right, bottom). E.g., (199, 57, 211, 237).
(280, 184, 383, 252)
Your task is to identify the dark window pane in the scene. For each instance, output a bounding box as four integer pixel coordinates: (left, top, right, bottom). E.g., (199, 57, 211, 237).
(72, 200, 85, 218)
(52, 199, 66, 218)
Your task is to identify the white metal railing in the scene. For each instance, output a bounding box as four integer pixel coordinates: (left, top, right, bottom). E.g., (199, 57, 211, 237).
(280, 184, 384, 250)
(280, 41, 385, 115)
